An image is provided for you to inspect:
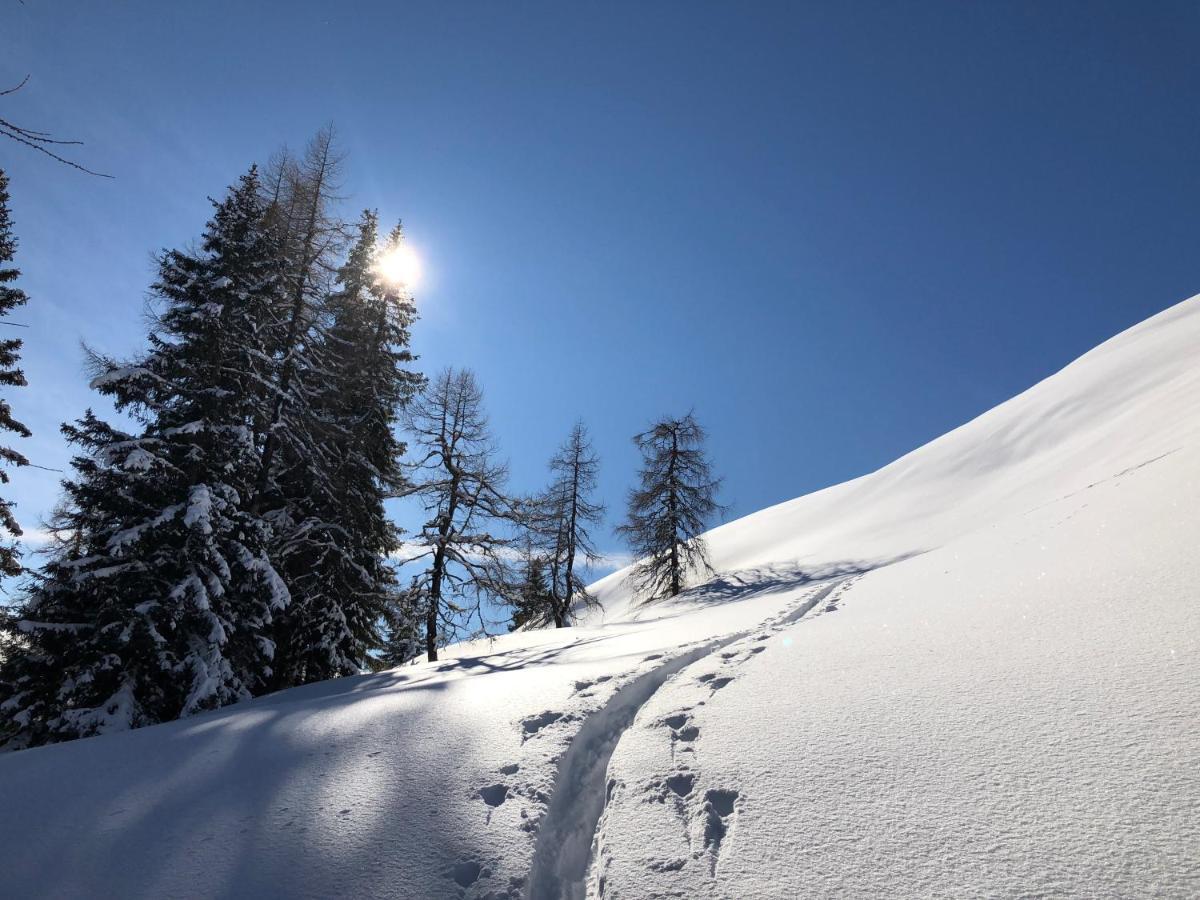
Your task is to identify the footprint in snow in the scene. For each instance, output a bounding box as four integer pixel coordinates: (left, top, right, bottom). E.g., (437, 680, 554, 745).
(648, 858, 686, 873)
(706, 788, 738, 821)
(708, 677, 734, 692)
(662, 713, 689, 730)
(661, 712, 700, 742)
(450, 860, 482, 888)
(665, 772, 695, 797)
(498, 763, 519, 776)
(521, 710, 563, 737)
(702, 788, 740, 871)
(479, 784, 509, 808)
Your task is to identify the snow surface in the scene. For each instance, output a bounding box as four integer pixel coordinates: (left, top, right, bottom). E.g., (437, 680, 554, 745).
(1, 296, 1199, 898)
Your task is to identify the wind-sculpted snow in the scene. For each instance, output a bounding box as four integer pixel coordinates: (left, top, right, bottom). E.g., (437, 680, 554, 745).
(1, 296, 1199, 897)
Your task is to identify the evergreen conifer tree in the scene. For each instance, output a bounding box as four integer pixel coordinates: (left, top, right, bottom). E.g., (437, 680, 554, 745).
(0, 169, 30, 579)
(377, 580, 424, 668)
(0, 169, 288, 747)
(270, 214, 422, 685)
(509, 545, 554, 631)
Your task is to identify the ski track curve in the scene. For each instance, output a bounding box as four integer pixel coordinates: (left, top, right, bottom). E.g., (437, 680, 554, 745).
(524, 578, 845, 900)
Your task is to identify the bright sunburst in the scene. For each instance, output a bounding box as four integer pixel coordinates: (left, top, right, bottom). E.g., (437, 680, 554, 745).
(376, 244, 422, 289)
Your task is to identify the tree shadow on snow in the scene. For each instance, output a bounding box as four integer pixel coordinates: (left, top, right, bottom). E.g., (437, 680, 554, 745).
(0, 631, 627, 899)
(0, 556, 925, 899)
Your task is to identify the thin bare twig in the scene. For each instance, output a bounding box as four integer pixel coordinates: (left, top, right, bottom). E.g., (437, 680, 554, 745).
(0, 75, 32, 97)
(0, 75, 112, 177)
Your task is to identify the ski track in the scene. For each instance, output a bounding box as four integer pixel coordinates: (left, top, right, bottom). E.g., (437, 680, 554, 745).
(524, 577, 846, 900)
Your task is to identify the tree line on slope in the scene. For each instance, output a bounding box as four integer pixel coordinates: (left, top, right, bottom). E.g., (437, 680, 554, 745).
(0, 133, 722, 748)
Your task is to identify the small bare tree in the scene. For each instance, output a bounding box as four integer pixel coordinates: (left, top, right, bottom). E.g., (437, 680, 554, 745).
(533, 421, 604, 626)
(401, 368, 513, 661)
(617, 412, 722, 601)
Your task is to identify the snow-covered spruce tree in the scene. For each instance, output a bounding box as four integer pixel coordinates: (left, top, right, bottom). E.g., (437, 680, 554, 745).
(377, 579, 424, 668)
(508, 540, 554, 631)
(269, 213, 423, 685)
(0, 169, 288, 747)
(0, 170, 31, 578)
(401, 368, 513, 662)
(616, 412, 722, 601)
(531, 421, 604, 627)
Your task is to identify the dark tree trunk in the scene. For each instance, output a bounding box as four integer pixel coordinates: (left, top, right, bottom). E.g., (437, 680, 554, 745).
(667, 429, 681, 596)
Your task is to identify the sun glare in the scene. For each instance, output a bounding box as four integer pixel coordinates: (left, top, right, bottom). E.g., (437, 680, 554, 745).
(377, 244, 422, 289)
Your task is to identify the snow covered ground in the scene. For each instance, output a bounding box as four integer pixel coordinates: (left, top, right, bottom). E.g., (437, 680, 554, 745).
(1, 296, 1198, 898)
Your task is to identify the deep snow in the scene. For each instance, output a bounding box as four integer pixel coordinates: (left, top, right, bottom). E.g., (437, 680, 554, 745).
(1, 295, 1198, 899)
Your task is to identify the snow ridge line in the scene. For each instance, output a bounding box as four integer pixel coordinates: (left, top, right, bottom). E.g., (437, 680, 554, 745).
(524, 579, 844, 900)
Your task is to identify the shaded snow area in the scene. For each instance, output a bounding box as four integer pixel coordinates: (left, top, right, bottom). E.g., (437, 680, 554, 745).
(2, 296, 1200, 898)
(0, 580, 829, 899)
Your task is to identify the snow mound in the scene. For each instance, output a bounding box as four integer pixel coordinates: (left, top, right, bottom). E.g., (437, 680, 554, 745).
(1, 296, 1198, 898)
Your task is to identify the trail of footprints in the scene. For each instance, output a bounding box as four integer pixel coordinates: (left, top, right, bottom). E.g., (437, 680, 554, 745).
(449, 758, 532, 895)
(646, 684, 742, 873)
(455, 580, 859, 894)
(639, 576, 861, 877)
(454, 658, 669, 894)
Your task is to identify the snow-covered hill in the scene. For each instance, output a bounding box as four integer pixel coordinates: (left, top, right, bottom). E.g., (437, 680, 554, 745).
(1, 297, 1198, 899)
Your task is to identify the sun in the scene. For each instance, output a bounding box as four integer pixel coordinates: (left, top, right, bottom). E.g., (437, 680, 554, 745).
(376, 244, 422, 289)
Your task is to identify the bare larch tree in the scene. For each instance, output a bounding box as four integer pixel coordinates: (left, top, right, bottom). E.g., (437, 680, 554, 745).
(401, 368, 513, 661)
(617, 412, 722, 601)
(254, 126, 348, 506)
(536, 421, 604, 626)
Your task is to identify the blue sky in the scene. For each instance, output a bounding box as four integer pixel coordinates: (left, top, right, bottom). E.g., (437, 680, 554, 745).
(2, 1, 1199, 570)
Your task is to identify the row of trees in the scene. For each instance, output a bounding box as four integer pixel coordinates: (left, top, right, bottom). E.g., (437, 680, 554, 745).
(0, 135, 723, 748)
(396, 367, 722, 659)
(0, 131, 425, 746)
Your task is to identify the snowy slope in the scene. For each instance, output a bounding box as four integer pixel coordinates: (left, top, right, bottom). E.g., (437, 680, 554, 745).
(588, 292, 1200, 614)
(591, 451, 1198, 898)
(1, 296, 1198, 899)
